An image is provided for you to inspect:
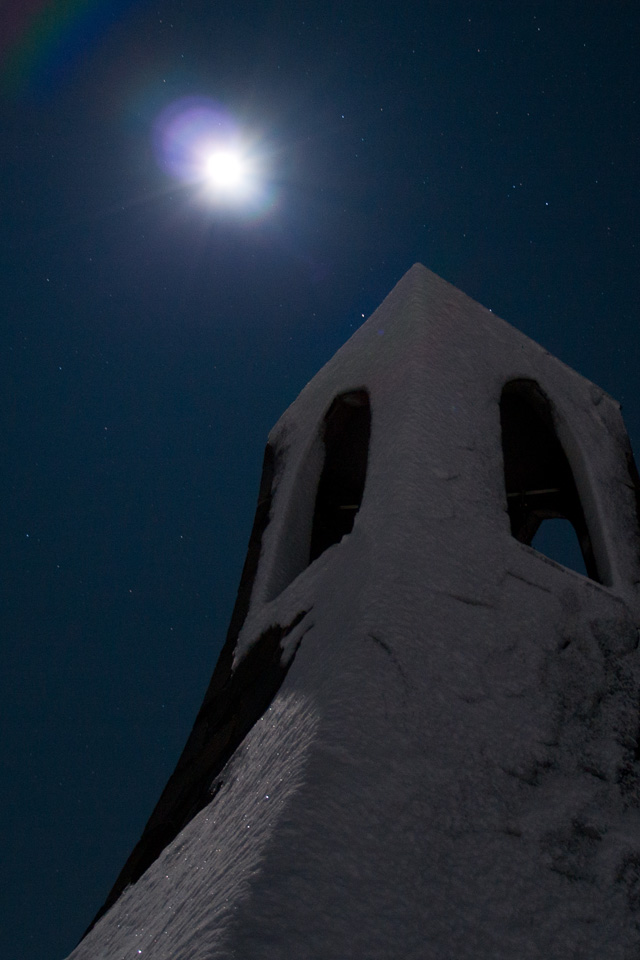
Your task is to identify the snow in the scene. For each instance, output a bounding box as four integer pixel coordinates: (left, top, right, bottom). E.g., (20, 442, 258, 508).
(67, 691, 319, 959)
(67, 265, 640, 959)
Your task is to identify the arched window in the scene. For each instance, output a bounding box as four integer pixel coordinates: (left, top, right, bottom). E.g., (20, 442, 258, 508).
(226, 442, 276, 639)
(309, 389, 371, 563)
(500, 379, 601, 582)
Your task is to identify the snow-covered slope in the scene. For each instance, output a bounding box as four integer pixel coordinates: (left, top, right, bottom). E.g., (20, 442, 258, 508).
(68, 265, 640, 959)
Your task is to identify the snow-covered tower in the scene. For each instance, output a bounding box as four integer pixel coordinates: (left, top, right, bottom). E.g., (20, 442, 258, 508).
(71, 265, 640, 959)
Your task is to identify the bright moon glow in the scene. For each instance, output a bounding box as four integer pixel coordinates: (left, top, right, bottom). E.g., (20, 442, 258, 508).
(153, 97, 277, 217)
(203, 149, 247, 190)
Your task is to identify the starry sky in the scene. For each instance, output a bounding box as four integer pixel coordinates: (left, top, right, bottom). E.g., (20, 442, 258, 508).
(1, 2, 638, 958)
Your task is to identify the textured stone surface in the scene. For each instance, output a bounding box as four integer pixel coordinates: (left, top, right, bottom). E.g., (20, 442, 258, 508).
(71, 266, 640, 959)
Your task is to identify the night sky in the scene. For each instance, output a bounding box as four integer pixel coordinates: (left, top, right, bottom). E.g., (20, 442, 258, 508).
(1, 2, 638, 958)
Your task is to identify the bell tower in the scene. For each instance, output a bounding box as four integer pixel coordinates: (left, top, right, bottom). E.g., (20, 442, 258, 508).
(70, 265, 640, 959)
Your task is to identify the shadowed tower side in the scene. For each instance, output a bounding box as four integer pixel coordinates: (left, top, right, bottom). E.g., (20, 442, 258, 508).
(71, 265, 640, 960)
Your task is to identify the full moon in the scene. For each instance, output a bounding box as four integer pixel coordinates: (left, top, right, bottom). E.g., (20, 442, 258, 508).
(202, 148, 250, 194)
(153, 97, 277, 216)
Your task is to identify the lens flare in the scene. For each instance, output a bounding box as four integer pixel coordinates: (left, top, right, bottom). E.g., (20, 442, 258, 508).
(153, 97, 276, 216)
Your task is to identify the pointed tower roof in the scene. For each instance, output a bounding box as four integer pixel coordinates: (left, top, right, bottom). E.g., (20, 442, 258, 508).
(70, 265, 640, 960)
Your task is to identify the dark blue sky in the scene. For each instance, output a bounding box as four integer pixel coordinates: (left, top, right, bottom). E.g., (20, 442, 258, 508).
(1, 2, 638, 958)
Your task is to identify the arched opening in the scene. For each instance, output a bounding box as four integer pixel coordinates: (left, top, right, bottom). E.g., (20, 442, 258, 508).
(309, 389, 371, 564)
(531, 518, 588, 577)
(500, 379, 601, 582)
